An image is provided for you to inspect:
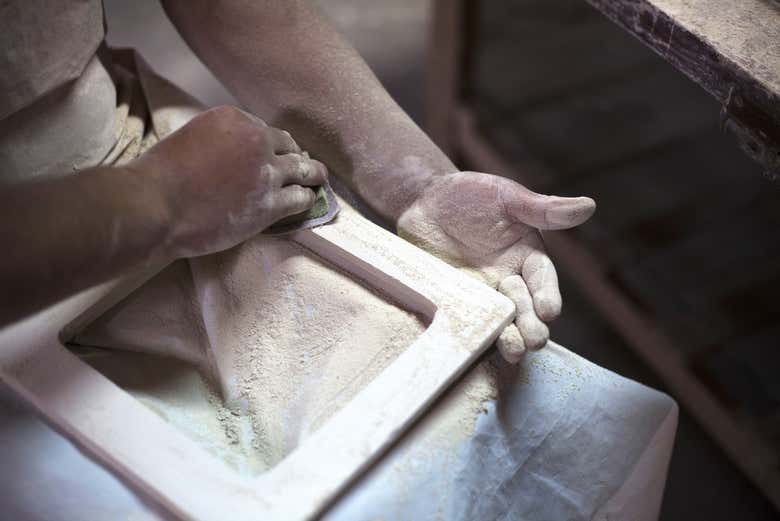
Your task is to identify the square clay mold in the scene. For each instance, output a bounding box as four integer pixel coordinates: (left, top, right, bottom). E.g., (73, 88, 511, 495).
(0, 206, 514, 521)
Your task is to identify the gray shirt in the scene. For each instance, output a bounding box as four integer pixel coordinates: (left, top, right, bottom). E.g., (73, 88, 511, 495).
(0, 0, 120, 181)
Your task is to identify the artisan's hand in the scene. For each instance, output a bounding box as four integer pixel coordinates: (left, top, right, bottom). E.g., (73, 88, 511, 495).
(132, 106, 327, 258)
(398, 172, 595, 363)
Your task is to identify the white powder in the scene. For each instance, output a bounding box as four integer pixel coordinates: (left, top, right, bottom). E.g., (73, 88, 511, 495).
(189, 235, 428, 470)
(77, 233, 428, 474)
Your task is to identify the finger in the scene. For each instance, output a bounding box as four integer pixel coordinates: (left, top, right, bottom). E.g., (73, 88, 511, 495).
(276, 185, 316, 218)
(274, 154, 328, 187)
(522, 250, 562, 322)
(268, 128, 301, 154)
(497, 324, 526, 363)
(503, 183, 596, 230)
(240, 109, 269, 127)
(499, 275, 549, 350)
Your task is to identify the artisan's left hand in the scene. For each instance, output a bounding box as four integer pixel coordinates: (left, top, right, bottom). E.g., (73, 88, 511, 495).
(398, 171, 595, 363)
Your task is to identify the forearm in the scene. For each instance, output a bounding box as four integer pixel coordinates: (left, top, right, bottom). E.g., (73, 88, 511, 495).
(0, 166, 170, 326)
(163, 0, 457, 223)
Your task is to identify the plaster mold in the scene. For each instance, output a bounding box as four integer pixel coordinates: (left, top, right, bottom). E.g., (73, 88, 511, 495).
(72, 229, 429, 474)
(0, 204, 514, 521)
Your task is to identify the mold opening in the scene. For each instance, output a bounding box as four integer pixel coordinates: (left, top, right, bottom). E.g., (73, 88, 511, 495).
(67, 236, 431, 476)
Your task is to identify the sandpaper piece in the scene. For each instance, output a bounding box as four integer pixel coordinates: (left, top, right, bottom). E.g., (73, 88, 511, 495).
(264, 181, 341, 235)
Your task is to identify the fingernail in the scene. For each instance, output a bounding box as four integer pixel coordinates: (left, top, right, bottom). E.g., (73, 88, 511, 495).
(534, 295, 561, 322)
(545, 197, 595, 228)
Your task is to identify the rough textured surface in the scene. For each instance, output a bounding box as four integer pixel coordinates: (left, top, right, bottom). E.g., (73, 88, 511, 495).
(0, 331, 678, 521)
(648, 0, 780, 95)
(585, 0, 780, 173)
(76, 230, 427, 474)
(0, 194, 516, 520)
(322, 344, 677, 521)
(188, 233, 427, 472)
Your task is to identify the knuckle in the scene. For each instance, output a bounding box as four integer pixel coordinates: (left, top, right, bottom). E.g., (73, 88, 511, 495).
(206, 106, 257, 140)
(498, 274, 524, 295)
(258, 124, 273, 138)
(311, 159, 328, 180)
(259, 164, 278, 183)
(274, 156, 295, 176)
(297, 158, 312, 177)
(248, 128, 268, 147)
(209, 104, 243, 122)
(246, 126, 275, 151)
(285, 131, 301, 149)
(274, 128, 292, 144)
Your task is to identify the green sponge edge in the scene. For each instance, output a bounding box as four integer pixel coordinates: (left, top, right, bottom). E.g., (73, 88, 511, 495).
(264, 182, 340, 235)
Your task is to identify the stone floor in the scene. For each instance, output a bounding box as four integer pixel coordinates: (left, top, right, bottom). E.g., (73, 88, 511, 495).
(102, 0, 778, 519)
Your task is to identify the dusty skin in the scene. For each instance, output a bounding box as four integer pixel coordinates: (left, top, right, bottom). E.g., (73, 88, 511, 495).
(0, 106, 327, 326)
(1, 0, 596, 357)
(162, 0, 596, 359)
(399, 172, 594, 361)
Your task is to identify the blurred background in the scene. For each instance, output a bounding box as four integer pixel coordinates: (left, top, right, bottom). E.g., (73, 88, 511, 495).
(104, 0, 780, 519)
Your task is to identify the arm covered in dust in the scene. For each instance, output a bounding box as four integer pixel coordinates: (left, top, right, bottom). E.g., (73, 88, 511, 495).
(163, 0, 597, 361)
(161, 0, 454, 223)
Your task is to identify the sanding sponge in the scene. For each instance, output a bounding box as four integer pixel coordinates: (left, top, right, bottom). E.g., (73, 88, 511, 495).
(264, 181, 340, 235)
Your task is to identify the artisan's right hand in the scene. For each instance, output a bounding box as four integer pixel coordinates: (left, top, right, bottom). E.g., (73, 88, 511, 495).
(131, 105, 327, 259)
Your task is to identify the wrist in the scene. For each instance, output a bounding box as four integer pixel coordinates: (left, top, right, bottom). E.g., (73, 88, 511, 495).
(116, 163, 177, 265)
(357, 161, 453, 226)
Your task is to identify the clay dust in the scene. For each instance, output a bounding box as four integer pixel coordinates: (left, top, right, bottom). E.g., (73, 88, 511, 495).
(78, 234, 429, 474)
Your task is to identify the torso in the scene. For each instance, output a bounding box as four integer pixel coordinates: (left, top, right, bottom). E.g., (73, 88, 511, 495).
(0, 53, 120, 181)
(0, 0, 141, 182)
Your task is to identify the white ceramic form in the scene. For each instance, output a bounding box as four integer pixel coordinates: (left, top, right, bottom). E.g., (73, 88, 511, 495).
(0, 207, 515, 521)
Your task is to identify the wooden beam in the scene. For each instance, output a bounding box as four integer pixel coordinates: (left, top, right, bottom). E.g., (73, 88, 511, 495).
(584, 0, 780, 177)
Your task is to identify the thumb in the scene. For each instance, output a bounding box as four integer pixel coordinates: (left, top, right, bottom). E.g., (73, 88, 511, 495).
(505, 185, 596, 230)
